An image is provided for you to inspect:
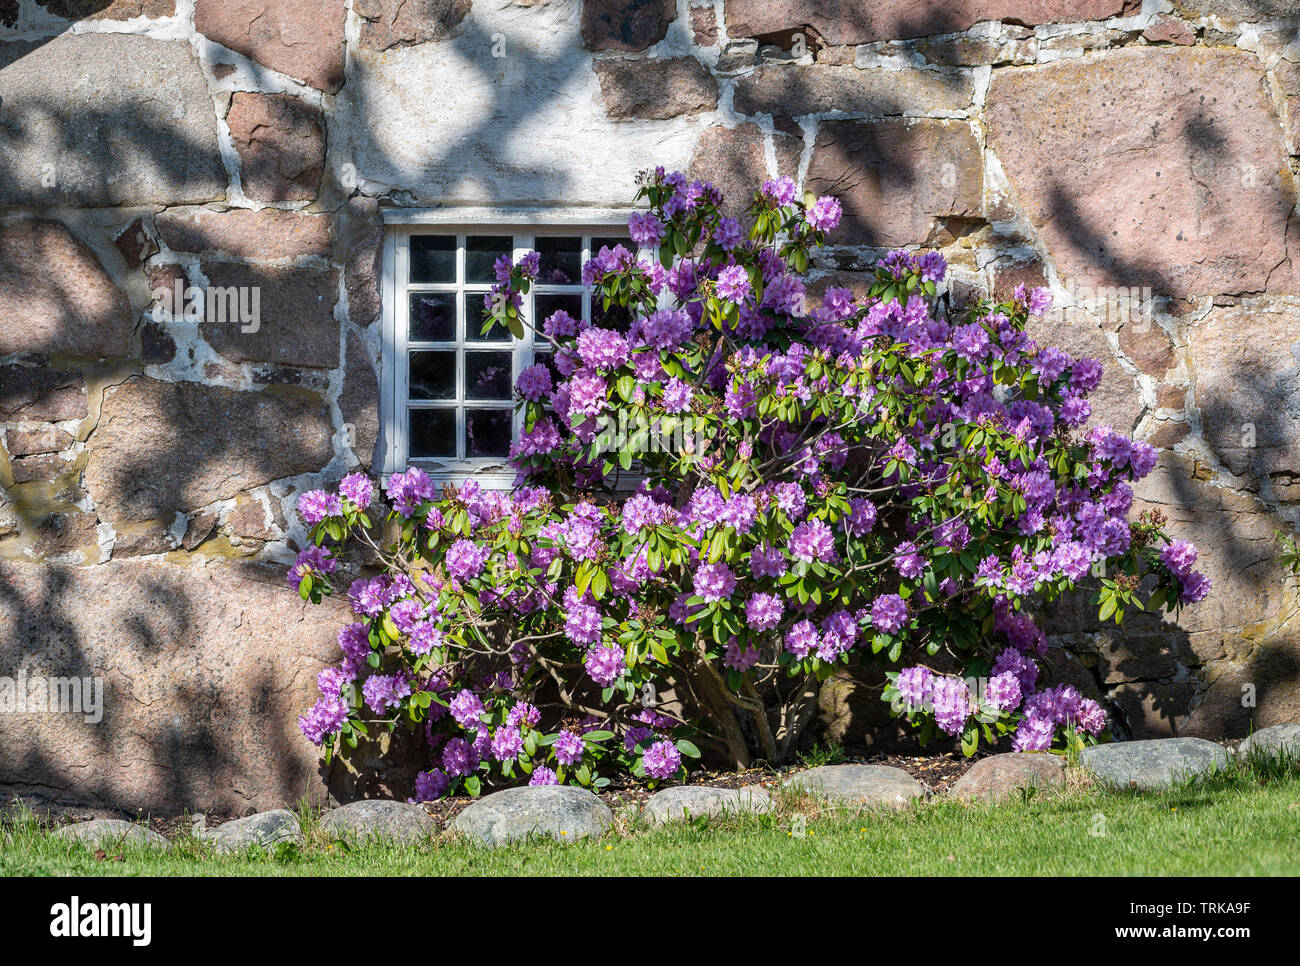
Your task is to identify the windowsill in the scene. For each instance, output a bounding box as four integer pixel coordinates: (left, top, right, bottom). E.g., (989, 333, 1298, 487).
(382, 205, 639, 227)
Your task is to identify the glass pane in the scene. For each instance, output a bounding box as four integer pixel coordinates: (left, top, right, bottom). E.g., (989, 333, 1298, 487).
(535, 293, 584, 336)
(535, 236, 582, 285)
(530, 348, 561, 387)
(465, 351, 513, 400)
(465, 292, 511, 342)
(466, 409, 512, 459)
(465, 235, 513, 283)
(592, 297, 632, 333)
(409, 409, 456, 459)
(408, 292, 456, 342)
(409, 235, 456, 283)
(409, 350, 456, 400)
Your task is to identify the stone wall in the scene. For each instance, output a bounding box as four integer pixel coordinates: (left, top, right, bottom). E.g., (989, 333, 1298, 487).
(1, 0, 1298, 812)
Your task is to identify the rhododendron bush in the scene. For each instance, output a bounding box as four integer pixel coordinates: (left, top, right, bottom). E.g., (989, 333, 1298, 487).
(291, 167, 1210, 799)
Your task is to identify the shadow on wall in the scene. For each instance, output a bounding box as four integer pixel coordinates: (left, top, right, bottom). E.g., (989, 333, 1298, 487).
(0, 0, 1298, 812)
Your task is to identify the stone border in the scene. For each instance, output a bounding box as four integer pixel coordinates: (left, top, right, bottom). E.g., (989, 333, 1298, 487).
(33, 728, 1297, 852)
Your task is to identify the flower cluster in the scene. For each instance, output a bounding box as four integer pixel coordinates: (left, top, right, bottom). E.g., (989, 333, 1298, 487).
(292, 165, 1208, 798)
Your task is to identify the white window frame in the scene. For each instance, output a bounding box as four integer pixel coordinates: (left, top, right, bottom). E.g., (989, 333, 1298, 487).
(379, 208, 637, 485)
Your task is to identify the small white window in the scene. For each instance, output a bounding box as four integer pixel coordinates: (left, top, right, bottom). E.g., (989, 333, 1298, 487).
(379, 213, 636, 484)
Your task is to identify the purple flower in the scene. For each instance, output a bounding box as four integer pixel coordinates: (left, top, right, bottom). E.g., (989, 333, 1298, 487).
(1078, 699, 1107, 735)
(384, 466, 437, 516)
(628, 211, 665, 246)
(661, 377, 694, 414)
(338, 473, 374, 510)
(716, 264, 752, 305)
(992, 647, 1039, 692)
(516, 363, 553, 401)
(565, 600, 603, 646)
(338, 622, 371, 663)
(693, 562, 737, 602)
(642, 740, 682, 780)
(784, 619, 819, 659)
(441, 736, 478, 777)
(984, 671, 1023, 712)
(408, 621, 444, 656)
(507, 701, 541, 729)
(893, 541, 924, 579)
(362, 673, 410, 714)
(585, 645, 625, 687)
(745, 592, 783, 631)
(870, 594, 908, 635)
(1179, 570, 1211, 603)
(288, 545, 337, 587)
(445, 538, 490, 581)
(635, 308, 692, 350)
(713, 217, 743, 250)
(761, 176, 798, 206)
(896, 666, 932, 708)
(725, 638, 760, 671)
(952, 323, 990, 362)
(299, 696, 348, 745)
(529, 765, 559, 786)
(1012, 714, 1055, 752)
(842, 498, 877, 537)
(414, 768, 449, 801)
(1129, 440, 1158, 479)
(1028, 286, 1053, 316)
(789, 518, 836, 563)
(1070, 357, 1104, 393)
(576, 327, 630, 371)
(805, 195, 842, 232)
(918, 251, 947, 283)
(554, 729, 585, 766)
(930, 676, 973, 736)
(491, 725, 524, 761)
(297, 489, 340, 526)
(751, 543, 787, 579)
(449, 690, 485, 730)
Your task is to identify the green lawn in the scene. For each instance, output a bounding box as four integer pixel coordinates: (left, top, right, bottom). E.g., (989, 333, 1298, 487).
(5, 760, 1299, 876)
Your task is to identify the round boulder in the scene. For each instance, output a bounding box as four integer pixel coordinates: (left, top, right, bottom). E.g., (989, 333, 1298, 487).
(643, 785, 772, 825)
(1239, 724, 1300, 758)
(948, 753, 1066, 803)
(199, 809, 303, 853)
(52, 818, 168, 850)
(450, 786, 613, 847)
(319, 800, 436, 844)
(783, 764, 923, 809)
(1079, 738, 1230, 791)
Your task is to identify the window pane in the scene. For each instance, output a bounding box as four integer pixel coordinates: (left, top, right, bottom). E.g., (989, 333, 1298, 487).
(466, 409, 512, 458)
(535, 293, 583, 333)
(409, 235, 456, 283)
(409, 292, 456, 342)
(409, 350, 456, 400)
(465, 235, 513, 283)
(592, 297, 632, 333)
(409, 408, 457, 459)
(465, 351, 513, 400)
(535, 236, 582, 285)
(529, 348, 561, 386)
(465, 292, 511, 342)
